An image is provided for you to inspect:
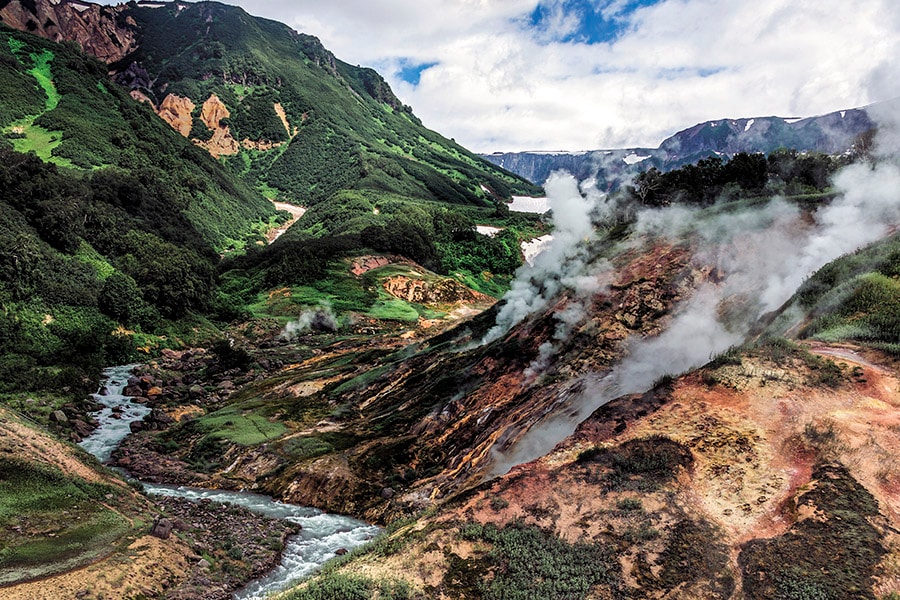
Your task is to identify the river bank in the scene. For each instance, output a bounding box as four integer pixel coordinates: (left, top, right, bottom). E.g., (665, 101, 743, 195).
(74, 364, 378, 600)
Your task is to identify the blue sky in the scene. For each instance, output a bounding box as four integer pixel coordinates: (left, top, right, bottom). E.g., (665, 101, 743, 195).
(527, 0, 661, 45)
(218, 0, 900, 152)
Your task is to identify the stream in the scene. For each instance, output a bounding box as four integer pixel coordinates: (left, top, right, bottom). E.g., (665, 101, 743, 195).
(79, 365, 380, 600)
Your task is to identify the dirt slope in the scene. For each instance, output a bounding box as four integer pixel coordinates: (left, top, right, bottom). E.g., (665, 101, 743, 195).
(318, 340, 900, 598)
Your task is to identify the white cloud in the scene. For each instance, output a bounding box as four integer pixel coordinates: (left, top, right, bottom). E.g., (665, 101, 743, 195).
(129, 0, 900, 152)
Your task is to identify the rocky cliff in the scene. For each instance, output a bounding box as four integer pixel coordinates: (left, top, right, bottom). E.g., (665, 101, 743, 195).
(0, 0, 137, 63)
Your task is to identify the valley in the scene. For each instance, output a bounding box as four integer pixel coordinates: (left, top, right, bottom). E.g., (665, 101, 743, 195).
(0, 0, 899, 599)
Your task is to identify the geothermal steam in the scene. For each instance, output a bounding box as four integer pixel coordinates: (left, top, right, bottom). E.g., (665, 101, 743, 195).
(281, 304, 339, 339)
(488, 124, 900, 475)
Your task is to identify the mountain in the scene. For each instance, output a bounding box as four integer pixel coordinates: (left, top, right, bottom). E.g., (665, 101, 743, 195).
(4, 1, 899, 598)
(1, 0, 541, 207)
(0, 0, 138, 63)
(0, 21, 291, 398)
(0, 0, 548, 394)
(1, 0, 545, 305)
(483, 104, 877, 187)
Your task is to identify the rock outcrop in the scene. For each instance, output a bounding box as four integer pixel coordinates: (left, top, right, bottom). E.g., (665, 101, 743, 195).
(0, 0, 138, 64)
(156, 94, 195, 137)
(383, 275, 492, 307)
(197, 94, 239, 158)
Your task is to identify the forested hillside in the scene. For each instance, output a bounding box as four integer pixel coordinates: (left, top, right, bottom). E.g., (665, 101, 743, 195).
(0, 25, 279, 397)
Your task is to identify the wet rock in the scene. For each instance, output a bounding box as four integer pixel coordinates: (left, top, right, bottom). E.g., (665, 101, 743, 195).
(150, 409, 175, 425)
(123, 385, 143, 397)
(129, 421, 146, 433)
(335, 548, 348, 556)
(151, 517, 174, 540)
(72, 420, 93, 437)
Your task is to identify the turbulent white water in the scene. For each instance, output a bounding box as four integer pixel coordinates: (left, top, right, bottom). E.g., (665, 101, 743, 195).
(79, 365, 379, 600)
(79, 364, 150, 463)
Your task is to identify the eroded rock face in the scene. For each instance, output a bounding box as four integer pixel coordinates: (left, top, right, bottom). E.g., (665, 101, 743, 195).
(157, 94, 195, 137)
(197, 94, 239, 157)
(383, 276, 492, 306)
(0, 0, 138, 64)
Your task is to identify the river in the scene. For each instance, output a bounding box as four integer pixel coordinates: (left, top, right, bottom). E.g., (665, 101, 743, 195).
(79, 365, 380, 600)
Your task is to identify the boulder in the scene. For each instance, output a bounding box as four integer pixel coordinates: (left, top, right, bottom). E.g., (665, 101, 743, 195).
(129, 420, 145, 433)
(50, 410, 68, 424)
(150, 409, 175, 425)
(72, 420, 93, 437)
(161, 348, 185, 360)
(150, 517, 173, 540)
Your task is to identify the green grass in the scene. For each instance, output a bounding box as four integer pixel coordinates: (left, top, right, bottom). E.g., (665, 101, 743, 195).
(0, 458, 134, 583)
(28, 49, 60, 111)
(5, 121, 74, 167)
(194, 408, 288, 446)
(1, 47, 75, 167)
(74, 241, 116, 280)
(366, 296, 420, 322)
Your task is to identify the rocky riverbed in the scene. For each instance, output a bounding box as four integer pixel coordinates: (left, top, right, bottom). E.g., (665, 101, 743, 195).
(152, 496, 299, 600)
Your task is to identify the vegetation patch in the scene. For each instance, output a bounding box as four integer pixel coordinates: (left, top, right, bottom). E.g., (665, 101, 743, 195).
(282, 572, 413, 600)
(447, 520, 620, 599)
(655, 519, 734, 596)
(577, 435, 694, 492)
(193, 407, 288, 446)
(739, 463, 885, 600)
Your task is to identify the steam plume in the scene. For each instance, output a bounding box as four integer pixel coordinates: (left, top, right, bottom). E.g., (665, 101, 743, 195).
(488, 109, 900, 475)
(281, 304, 339, 339)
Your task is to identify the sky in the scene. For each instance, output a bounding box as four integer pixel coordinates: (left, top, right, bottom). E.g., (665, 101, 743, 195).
(172, 1, 900, 152)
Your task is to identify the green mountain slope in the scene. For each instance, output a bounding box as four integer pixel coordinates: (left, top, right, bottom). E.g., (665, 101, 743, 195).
(120, 1, 540, 209)
(0, 25, 276, 250)
(106, 1, 546, 304)
(0, 25, 279, 394)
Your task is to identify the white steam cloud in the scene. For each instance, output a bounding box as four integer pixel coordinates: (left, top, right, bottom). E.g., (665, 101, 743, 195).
(482, 173, 607, 360)
(488, 111, 900, 475)
(281, 304, 339, 339)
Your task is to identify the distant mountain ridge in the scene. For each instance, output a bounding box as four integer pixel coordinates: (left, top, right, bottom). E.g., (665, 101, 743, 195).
(483, 104, 880, 187)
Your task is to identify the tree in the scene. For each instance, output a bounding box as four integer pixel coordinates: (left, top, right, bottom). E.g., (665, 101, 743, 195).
(633, 167, 664, 205)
